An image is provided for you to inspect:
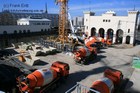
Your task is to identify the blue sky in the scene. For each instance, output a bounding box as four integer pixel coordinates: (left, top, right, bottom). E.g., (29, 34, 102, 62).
(0, 0, 140, 17)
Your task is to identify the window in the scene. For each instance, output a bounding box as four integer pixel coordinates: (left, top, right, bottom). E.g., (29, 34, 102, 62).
(86, 26, 88, 30)
(103, 19, 110, 22)
(86, 19, 88, 21)
(128, 29, 130, 33)
(37, 23, 41, 25)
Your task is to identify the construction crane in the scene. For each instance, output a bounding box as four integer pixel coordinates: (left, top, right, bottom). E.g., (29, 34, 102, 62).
(55, 0, 69, 45)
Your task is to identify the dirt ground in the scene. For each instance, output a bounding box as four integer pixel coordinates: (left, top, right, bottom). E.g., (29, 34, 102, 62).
(31, 45, 140, 93)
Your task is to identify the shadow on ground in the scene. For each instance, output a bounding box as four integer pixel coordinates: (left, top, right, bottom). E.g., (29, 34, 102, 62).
(33, 60, 49, 66)
(87, 55, 106, 65)
(97, 50, 106, 54)
(125, 80, 140, 93)
(53, 66, 110, 93)
(0, 64, 23, 92)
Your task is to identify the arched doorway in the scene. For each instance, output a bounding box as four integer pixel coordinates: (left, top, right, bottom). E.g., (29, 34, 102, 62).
(19, 30, 22, 38)
(116, 29, 123, 44)
(126, 36, 130, 44)
(107, 29, 114, 42)
(3, 31, 7, 34)
(14, 30, 18, 42)
(23, 30, 26, 34)
(98, 28, 105, 38)
(138, 25, 140, 32)
(3, 31, 8, 47)
(19, 30, 22, 34)
(14, 30, 17, 34)
(27, 30, 31, 37)
(91, 27, 96, 36)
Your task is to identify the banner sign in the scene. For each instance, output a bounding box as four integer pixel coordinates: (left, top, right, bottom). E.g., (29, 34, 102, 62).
(2, 3, 44, 13)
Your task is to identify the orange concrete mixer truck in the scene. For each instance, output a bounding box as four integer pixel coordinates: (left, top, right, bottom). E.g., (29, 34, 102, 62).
(17, 61, 69, 93)
(89, 68, 123, 93)
(73, 46, 97, 65)
(85, 36, 102, 51)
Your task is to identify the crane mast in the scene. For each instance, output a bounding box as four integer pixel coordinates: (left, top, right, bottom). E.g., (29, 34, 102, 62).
(56, 0, 68, 45)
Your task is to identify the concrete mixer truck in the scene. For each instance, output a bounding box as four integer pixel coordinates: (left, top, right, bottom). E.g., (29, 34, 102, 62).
(85, 36, 105, 51)
(17, 61, 69, 93)
(89, 68, 123, 93)
(73, 46, 97, 65)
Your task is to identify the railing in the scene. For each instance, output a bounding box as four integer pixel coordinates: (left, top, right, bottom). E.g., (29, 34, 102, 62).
(65, 82, 100, 93)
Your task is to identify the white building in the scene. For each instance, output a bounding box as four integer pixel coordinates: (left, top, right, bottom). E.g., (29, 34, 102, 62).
(73, 16, 84, 27)
(73, 16, 84, 32)
(84, 10, 139, 44)
(17, 17, 51, 26)
(0, 18, 51, 34)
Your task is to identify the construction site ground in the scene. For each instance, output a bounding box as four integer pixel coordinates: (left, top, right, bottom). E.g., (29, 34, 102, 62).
(32, 44, 140, 93)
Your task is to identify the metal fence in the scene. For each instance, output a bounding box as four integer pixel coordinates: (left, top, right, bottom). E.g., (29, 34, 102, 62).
(65, 82, 100, 93)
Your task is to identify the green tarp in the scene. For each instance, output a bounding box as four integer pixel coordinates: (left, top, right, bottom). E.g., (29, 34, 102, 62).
(132, 57, 140, 69)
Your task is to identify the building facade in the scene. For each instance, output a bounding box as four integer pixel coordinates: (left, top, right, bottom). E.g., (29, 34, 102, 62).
(17, 17, 51, 26)
(0, 11, 58, 27)
(73, 16, 84, 32)
(73, 16, 84, 27)
(0, 17, 51, 34)
(0, 17, 52, 49)
(84, 10, 139, 44)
